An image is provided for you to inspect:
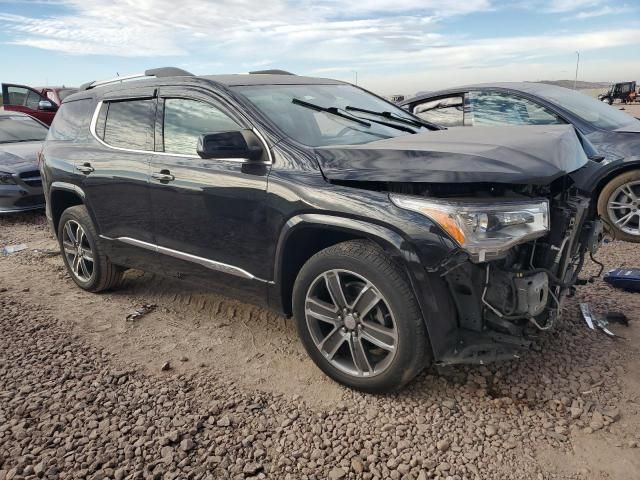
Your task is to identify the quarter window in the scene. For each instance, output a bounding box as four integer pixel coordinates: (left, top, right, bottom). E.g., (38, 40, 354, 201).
(469, 91, 564, 126)
(163, 98, 240, 155)
(413, 96, 464, 127)
(100, 99, 156, 151)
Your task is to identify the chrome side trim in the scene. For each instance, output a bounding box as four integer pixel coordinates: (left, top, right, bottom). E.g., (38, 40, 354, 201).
(50, 181, 86, 198)
(89, 101, 273, 165)
(101, 235, 271, 283)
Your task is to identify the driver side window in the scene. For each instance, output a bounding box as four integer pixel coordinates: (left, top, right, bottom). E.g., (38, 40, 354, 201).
(469, 91, 565, 126)
(163, 98, 240, 155)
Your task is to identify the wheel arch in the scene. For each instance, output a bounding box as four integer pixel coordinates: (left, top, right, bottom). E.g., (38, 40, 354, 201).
(270, 213, 458, 361)
(49, 182, 86, 238)
(272, 214, 411, 317)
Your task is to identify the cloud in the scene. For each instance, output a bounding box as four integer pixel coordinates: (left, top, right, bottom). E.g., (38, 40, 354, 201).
(0, 0, 489, 58)
(1, 0, 639, 91)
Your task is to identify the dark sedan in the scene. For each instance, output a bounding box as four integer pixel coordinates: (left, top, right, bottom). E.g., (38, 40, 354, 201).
(401, 83, 640, 242)
(0, 111, 46, 213)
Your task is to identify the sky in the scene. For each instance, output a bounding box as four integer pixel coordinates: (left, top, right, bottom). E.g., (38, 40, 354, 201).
(1, 0, 639, 96)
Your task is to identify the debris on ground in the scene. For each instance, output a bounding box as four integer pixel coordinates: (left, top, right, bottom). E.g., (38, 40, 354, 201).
(1, 244, 27, 255)
(605, 311, 630, 326)
(160, 361, 172, 371)
(125, 303, 157, 321)
(604, 267, 640, 292)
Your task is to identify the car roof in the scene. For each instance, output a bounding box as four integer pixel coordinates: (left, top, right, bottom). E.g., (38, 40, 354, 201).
(201, 74, 345, 86)
(64, 72, 347, 104)
(403, 82, 571, 103)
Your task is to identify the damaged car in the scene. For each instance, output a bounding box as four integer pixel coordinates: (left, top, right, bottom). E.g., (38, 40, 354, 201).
(41, 68, 604, 392)
(0, 111, 46, 213)
(401, 83, 640, 242)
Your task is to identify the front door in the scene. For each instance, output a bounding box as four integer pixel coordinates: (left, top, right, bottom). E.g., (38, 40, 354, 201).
(148, 88, 271, 302)
(1, 83, 57, 125)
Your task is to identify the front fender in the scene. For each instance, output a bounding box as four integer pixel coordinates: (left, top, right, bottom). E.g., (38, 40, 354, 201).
(271, 213, 458, 361)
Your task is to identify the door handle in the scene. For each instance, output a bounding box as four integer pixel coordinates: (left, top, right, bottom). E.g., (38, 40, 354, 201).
(151, 170, 175, 182)
(76, 163, 94, 174)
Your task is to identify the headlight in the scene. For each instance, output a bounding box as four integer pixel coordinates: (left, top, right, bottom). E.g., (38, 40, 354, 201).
(390, 194, 549, 262)
(0, 172, 16, 185)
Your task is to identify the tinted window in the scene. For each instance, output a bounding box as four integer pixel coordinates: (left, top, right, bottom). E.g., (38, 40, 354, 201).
(25, 90, 42, 110)
(413, 96, 464, 127)
(163, 98, 239, 155)
(102, 99, 155, 151)
(0, 115, 48, 143)
(470, 91, 564, 126)
(6, 86, 29, 106)
(47, 99, 91, 142)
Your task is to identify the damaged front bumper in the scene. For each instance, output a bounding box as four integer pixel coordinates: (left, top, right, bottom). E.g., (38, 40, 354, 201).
(426, 194, 604, 366)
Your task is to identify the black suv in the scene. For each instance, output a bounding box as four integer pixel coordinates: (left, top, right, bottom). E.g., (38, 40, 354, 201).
(42, 67, 604, 392)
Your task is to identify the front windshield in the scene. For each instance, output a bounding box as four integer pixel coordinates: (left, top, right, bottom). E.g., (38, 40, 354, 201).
(234, 84, 427, 147)
(0, 116, 48, 143)
(539, 87, 639, 131)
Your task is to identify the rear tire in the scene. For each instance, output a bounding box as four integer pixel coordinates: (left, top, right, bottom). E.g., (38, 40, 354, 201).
(292, 240, 430, 393)
(58, 205, 124, 292)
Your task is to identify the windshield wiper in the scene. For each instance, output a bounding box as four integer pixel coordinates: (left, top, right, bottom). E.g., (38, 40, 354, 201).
(345, 106, 441, 130)
(292, 98, 371, 127)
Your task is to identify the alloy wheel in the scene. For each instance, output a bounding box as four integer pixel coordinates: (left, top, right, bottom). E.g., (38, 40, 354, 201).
(304, 269, 398, 377)
(607, 180, 640, 237)
(62, 220, 94, 282)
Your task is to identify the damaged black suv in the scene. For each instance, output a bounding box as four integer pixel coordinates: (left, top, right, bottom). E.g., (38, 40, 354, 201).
(42, 67, 604, 392)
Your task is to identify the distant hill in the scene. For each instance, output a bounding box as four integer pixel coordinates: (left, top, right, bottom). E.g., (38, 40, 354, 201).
(537, 80, 611, 90)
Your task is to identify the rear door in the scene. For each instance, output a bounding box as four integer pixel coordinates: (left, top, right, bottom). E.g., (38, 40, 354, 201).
(1, 83, 57, 125)
(148, 87, 271, 301)
(82, 91, 158, 271)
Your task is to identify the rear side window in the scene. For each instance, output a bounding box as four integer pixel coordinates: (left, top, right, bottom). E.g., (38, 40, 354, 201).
(469, 91, 564, 126)
(98, 99, 155, 151)
(47, 99, 92, 142)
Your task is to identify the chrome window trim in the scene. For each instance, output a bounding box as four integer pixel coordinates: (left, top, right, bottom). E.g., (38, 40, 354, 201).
(89, 100, 156, 155)
(100, 235, 272, 283)
(90, 100, 273, 164)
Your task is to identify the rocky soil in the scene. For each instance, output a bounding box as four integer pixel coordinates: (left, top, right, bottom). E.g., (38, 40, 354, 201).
(1, 212, 639, 480)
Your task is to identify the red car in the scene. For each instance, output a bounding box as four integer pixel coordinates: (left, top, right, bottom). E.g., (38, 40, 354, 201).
(1, 83, 78, 125)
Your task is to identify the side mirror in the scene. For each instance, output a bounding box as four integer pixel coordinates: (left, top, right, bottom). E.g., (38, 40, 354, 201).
(196, 130, 264, 161)
(38, 100, 57, 111)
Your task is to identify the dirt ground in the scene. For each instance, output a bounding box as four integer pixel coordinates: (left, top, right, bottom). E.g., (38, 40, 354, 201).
(1, 211, 640, 479)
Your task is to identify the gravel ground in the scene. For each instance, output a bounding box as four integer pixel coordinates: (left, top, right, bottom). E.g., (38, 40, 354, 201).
(1, 212, 640, 480)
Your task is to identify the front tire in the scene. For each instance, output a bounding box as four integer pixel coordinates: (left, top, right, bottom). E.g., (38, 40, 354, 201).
(598, 170, 640, 243)
(292, 240, 430, 393)
(58, 205, 124, 292)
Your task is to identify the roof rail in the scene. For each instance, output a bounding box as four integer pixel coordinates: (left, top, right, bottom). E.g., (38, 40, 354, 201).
(249, 69, 295, 75)
(81, 67, 194, 90)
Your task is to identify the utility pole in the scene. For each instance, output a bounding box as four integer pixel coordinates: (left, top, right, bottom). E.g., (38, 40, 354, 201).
(353, 71, 358, 85)
(574, 51, 580, 89)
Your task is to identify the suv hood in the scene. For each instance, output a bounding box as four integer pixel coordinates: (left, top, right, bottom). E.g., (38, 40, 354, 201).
(315, 125, 588, 185)
(0, 141, 42, 173)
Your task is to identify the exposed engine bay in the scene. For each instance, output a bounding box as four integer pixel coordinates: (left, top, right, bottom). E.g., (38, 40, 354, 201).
(433, 182, 603, 362)
(341, 178, 606, 364)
